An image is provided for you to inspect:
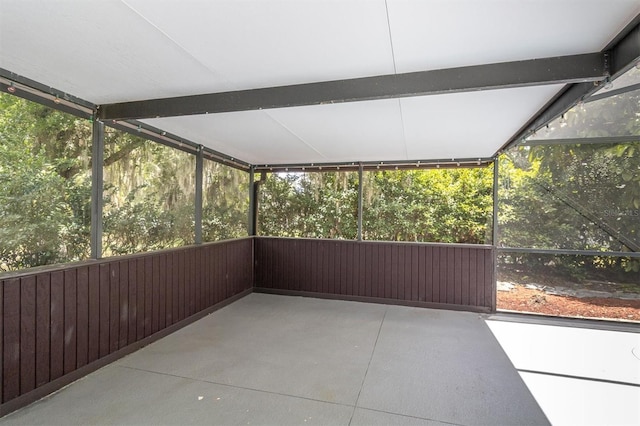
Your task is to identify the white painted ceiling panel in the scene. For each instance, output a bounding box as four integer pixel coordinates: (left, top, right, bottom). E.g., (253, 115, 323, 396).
(0, 0, 232, 103)
(401, 85, 565, 160)
(141, 111, 328, 165)
(387, 0, 640, 73)
(124, 0, 395, 90)
(266, 99, 406, 163)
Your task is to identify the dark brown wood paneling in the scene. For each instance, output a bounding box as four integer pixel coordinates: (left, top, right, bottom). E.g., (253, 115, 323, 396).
(76, 267, 89, 368)
(431, 246, 440, 303)
(461, 248, 470, 306)
(454, 248, 462, 305)
(440, 248, 448, 304)
(195, 248, 202, 313)
(165, 253, 174, 326)
(172, 251, 180, 322)
(394, 244, 401, 300)
(109, 264, 121, 354)
(127, 260, 137, 345)
(468, 249, 477, 306)
(411, 245, 419, 301)
(118, 261, 129, 349)
(349, 242, 356, 295)
(476, 250, 486, 308)
(159, 254, 166, 330)
(188, 248, 196, 316)
(178, 250, 185, 322)
(358, 243, 365, 296)
(364, 242, 372, 297)
(20, 276, 36, 394)
(254, 238, 493, 311)
(35, 273, 51, 387)
(322, 241, 330, 294)
(309, 240, 317, 293)
(144, 257, 153, 337)
(98, 264, 110, 358)
(151, 256, 159, 334)
(334, 241, 341, 295)
(418, 246, 427, 302)
(87, 265, 99, 363)
(136, 258, 145, 341)
(3, 279, 20, 401)
(211, 244, 219, 303)
(63, 270, 77, 374)
(50, 272, 64, 381)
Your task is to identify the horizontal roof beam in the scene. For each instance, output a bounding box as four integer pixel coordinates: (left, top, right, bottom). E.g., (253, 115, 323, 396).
(252, 157, 494, 173)
(99, 53, 607, 121)
(522, 135, 640, 147)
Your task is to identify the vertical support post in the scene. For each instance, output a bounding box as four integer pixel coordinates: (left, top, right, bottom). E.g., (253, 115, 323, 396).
(357, 163, 364, 241)
(90, 119, 104, 259)
(195, 146, 203, 244)
(248, 167, 257, 236)
(491, 157, 500, 312)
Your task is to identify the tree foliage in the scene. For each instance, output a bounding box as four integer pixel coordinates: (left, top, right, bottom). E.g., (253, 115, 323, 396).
(498, 80, 640, 280)
(258, 168, 493, 243)
(363, 168, 492, 243)
(0, 93, 248, 272)
(258, 172, 358, 239)
(0, 93, 91, 270)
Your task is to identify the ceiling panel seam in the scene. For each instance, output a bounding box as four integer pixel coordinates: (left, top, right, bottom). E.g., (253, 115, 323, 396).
(262, 111, 327, 161)
(120, 0, 234, 89)
(384, 0, 398, 74)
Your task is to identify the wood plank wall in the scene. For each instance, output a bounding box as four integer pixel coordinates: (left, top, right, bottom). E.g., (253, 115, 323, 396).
(254, 237, 494, 312)
(0, 239, 252, 408)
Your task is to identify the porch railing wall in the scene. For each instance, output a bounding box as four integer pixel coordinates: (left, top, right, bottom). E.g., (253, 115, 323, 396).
(2, 236, 495, 415)
(254, 237, 494, 312)
(0, 238, 253, 413)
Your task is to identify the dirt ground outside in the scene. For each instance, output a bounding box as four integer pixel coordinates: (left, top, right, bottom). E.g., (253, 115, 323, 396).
(497, 283, 640, 322)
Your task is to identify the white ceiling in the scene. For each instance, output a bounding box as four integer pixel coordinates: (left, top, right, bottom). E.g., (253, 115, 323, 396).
(1, 0, 639, 165)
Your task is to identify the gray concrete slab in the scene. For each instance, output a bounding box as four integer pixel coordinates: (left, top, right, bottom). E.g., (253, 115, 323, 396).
(350, 408, 450, 425)
(0, 365, 353, 425)
(116, 293, 387, 405)
(357, 306, 550, 426)
(1, 293, 549, 425)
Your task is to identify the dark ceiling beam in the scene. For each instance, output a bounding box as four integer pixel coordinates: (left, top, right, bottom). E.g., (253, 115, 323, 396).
(98, 53, 607, 121)
(252, 157, 494, 173)
(501, 16, 640, 154)
(586, 82, 640, 103)
(522, 135, 639, 147)
(0, 70, 96, 119)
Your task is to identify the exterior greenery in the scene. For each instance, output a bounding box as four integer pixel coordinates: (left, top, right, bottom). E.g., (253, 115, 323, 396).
(0, 93, 248, 272)
(258, 172, 359, 239)
(202, 159, 249, 242)
(1, 93, 92, 270)
(257, 168, 494, 243)
(102, 129, 196, 256)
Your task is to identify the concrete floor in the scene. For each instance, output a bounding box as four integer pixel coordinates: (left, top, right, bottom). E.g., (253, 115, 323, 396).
(1, 293, 549, 425)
